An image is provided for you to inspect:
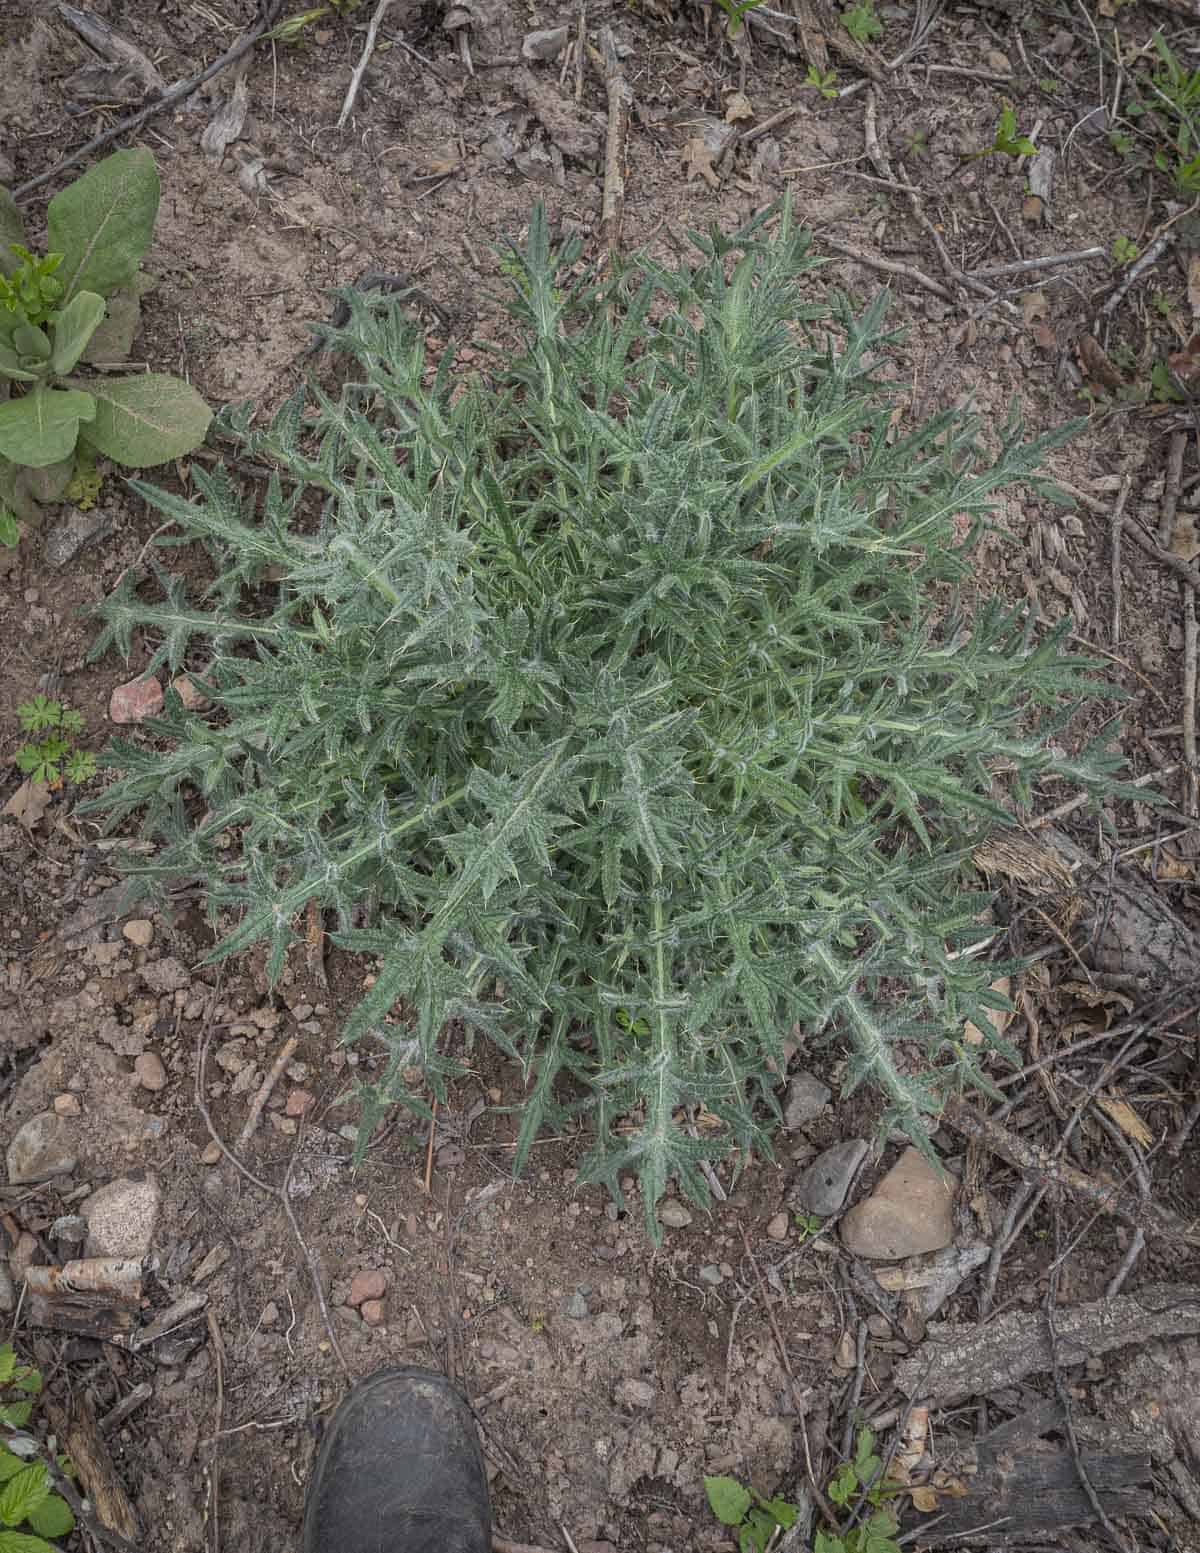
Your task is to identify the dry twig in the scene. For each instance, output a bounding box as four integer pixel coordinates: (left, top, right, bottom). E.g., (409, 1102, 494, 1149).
(598, 27, 631, 254)
(236, 1034, 299, 1152)
(14, 0, 287, 201)
(337, 0, 392, 129)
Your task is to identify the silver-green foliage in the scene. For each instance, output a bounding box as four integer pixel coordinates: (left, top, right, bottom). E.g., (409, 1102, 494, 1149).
(85, 203, 1125, 1234)
(0, 150, 211, 541)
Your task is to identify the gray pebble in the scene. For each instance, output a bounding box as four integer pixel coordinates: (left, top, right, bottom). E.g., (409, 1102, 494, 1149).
(698, 1264, 723, 1285)
(791, 1139, 868, 1217)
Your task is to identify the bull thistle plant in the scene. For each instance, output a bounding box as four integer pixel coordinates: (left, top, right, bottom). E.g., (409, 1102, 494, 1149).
(84, 203, 1125, 1234)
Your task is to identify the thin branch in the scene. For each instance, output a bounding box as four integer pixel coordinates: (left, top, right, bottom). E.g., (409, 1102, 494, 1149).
(13, 0, 287, 201)
(337, 0, 393, 130)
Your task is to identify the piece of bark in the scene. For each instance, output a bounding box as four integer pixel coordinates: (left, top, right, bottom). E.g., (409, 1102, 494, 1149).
(903, 1403, 1152, 1544)
(895, 1282, 1200, 1404)
(24, 1259, 142, 1337)
(46, 1395, 140, 1543)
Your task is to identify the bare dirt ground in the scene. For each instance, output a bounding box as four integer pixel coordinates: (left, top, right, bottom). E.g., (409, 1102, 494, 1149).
(1, 1, 1200, 1550)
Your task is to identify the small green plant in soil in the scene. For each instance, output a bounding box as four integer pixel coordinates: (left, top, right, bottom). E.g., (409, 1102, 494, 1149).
(14, 696, 95, 787)
(83, 200, 1129, 1235)
(972, 101, 1038, 159)
(841, 0, 882, 43)
(1123, 31, 1200, 196)
(0, 1343, 76, 1550)
(706, 1473, 799, 1553)
(804, 64, 840, 99)
(1111, 235, 1139, 266)
(0, 148, 212, 546)
(819, 1428, 903, 1553)
(714, 0, 766, 37)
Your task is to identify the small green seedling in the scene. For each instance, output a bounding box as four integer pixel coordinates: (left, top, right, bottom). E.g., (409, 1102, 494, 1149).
(1112, 235, 1139, 266)
(705, 1474, 799, 1553)
(972, 101, 1038, 159)
(0, 1342, 75, 1550)
(714, 0, 766, 36)
(793, 1210, 824, 1241)
(266, 0, 361, 42)
(804, 64, 840, 99)
(841, 0, 882, 42)
(15, 696, 96, 787)
(0, 149, 211, 545)
(817, 1428, 903, 1553)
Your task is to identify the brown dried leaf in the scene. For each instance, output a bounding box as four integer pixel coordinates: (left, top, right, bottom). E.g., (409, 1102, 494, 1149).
(2, 778, 52, 829)
(681, 137, 721, 189)
(1188, 254, 1200, 318)
(910, 1485, 940, 1512)
(724, 90, 754, 123)
(1096, 1093, 1153, 1148)
(1022, 194, 1044, 225)
(1021, 290, 1049, 326)
(1076, 333, 1124, 392)
(1146, 849, 1195, 878)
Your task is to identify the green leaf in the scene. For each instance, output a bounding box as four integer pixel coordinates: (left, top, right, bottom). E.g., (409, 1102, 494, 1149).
(0, 1347, 15, 1386)
(0, 1407, 31, 1430)
(0, 346, 39, 384)
(47, 148, 159, 304)
(829, 1462, 858, 1505)
(0, 1454, 22, 1487)
(80, 287, 141, 365)
(0, 1464, 50, 1528)
(705, 1475, 752, 1527)
(25, 1496, 72, 1540)
(17, 697, 60, 733)
(0, 194, 25, 278)
(11, 325, 50, 362)
(760, 1495, 798, 1528)
(815, 1536, 847, 1553)
(50, 292, 105, 375)
(0, 1532, 58, 1553)
(0, 389, 94, 468)
(70, 372, 211, 467)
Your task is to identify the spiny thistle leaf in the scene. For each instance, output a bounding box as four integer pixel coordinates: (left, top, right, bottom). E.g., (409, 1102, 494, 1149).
(82, 197, 1137, 1236)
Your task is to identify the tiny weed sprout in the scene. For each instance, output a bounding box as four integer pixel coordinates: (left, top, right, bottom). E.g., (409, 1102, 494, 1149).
(714, 0, 767, 37)
(14, 696, 95, 787)
(841, 0, 882, 43)
(1112, 235, 1139, 266)
(85, 202, 1131, 1237)
(705, 1474, 799, 1553)
(804, 64, 840, 100)
(0, 1343, 76, 1550)
(0, 149, 211, 544)
(972, 101, 1038, 159)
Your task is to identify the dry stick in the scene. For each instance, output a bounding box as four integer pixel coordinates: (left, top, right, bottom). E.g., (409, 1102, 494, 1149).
(1046, 1213, 1132, 1553)
(1099, 230, 1174, 321)
(940, 1096, 1200, 1248)
(1055, 477, 1200, 593)
(966, 246, 1105, 279)
(13, 0, 286, 201)
(206, 1308, 226, 1553)
(820, 237, 956, 303)
(1168, 1089, 1200, 1159)
(337, 0, 392, 130)
(598, 27, 631, 256)
(1108, 459, 1137, 649)
(978, 1179, 1035, 1320)
(739, 1227, 837, 1529)
(423, 1096, 438, 1194)
(1089, 1110, 1150, 1299)
(573, 0, 586, 104)
(236, 1034, 299, 1152)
